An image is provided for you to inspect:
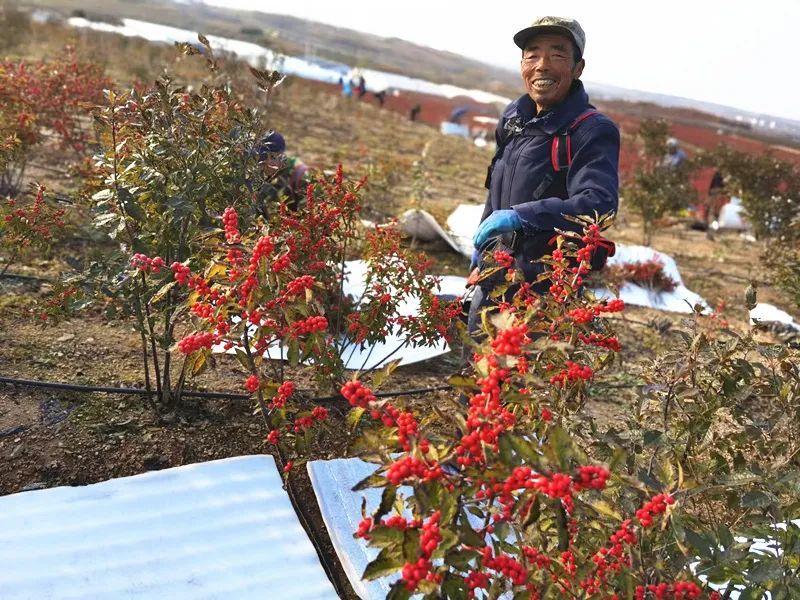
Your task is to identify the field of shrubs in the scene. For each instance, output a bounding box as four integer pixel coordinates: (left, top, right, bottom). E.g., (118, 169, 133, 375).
(1, 11, 799, 600)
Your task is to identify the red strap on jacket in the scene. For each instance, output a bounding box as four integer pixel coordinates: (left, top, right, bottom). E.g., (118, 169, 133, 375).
(550, 109, 599, 172)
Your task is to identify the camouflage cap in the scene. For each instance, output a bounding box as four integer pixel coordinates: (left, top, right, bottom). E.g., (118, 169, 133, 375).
(513, 16, 586, 57)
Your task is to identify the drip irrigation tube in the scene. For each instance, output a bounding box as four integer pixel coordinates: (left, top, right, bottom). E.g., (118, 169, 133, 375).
(0, 375, 453, 402)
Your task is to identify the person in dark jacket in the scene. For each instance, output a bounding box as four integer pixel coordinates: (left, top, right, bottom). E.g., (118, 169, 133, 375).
(250, 130, 309, 214)
(468, 16, 620, 333)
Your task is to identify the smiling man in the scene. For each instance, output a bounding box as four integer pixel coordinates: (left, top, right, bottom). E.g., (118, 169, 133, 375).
(468, 16, 620, 331)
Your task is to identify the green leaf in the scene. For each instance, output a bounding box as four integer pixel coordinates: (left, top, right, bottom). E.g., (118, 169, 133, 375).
(352, 471, 386, 491)
(386, 582, 412, 600)
(498, 434, 515, 466)
(347, 406, 365, 431)
(402, 528, 420, 561)
(366, 526, 405, 548)
(372, 358, 401, 389)
(362, 546, 405, 581)
(741, 490, 773, 509)
(287, 338, 300, 367)
(447, 374, 478, 390)
(458, 513, 484, 548)
(588, 499, 623, 522)
(643, 429, 664, 447)
(441, 574, 467, 600)
(444, 548, 479, 570)
(748, 559, 783, 584)
(432, 529, 459, 558)
(376, 485, 397, 520)
(150, 280, 177, 304)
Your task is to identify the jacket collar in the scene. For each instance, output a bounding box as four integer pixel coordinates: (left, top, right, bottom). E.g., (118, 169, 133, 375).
(505, 80, 591, 135)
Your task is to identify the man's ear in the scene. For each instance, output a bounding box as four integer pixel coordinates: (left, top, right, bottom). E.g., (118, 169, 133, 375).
(573, 59, 585, 80)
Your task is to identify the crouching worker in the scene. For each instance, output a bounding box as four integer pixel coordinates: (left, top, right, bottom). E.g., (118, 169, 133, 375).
(250, 130, 310, 215)
(468, 16, 620, 335)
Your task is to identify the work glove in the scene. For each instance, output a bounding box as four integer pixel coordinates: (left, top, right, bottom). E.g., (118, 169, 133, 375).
(472, 209, 522, 249)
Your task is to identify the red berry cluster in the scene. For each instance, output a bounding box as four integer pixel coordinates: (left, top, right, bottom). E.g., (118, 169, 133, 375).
(572, 465, 610, 491)
(401, 558, 435, 591)
(222, 207, 240, 244)
(378, 404, 418, 450)
(634, 581, 704, 600)
(466, 570, 490, 598)
(549, 361, 593, 387)
(177, 332, 215, 354)
(482, 547, 527, 586)
(271, 381, 295, 409)
(523, 546, 552, 570)
(355, 516, 373, 539)
(567, 307, 597, 324)
(265, 429, 280, 445)
(245, 374, 260, 393)
(130, 253, 165, 273)
(340, 380, 376, 408)
(171, 262, 191, 285)
(271, 253, 291, 273)
(602, 298, 625, 312)
(287, 315, 328, 338)
(636, 493, 674, 527)
(311, 406, 329, 421)
(579, 332, 622, 352)
(283, 275, 315, 297)
(382, 515, 414, 530)
(249, 235, 275, 272)
(491, 323, 530, 356)
(386, 456, 442, 485)
(493, 249, 514, 269)
(419, 511, 441, 556)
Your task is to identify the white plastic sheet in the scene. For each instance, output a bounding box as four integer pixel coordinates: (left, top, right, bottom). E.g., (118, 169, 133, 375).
(0, 456, 337, 600)
(445, 203, 484, 257)
(213, 261, 467, 369)
(398, 209, 462, 253)
(67, 18, 510, 105)
(712, 196, 748, 231)
(591, 244, 708, 314)
(307, 458, 401, 600)
(750, 302, 800, 331)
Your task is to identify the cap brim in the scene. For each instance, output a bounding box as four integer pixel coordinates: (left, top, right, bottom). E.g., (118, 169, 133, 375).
(513, 24, 578, 51)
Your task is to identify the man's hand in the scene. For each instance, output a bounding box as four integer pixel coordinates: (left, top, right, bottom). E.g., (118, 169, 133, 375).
(473, 210, 522, 249)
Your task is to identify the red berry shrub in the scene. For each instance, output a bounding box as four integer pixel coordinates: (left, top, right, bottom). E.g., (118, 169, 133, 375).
(173, 165, 460, 456)
(603, 257, 678, 293)
(342, 218, 731, 598)
(0, 48, 110, 194)
(0, 184, 66, 278)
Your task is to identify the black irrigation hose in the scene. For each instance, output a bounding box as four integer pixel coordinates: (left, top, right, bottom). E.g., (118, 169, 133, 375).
(0, 272, 54, 283)
(0, 375, 453, 403)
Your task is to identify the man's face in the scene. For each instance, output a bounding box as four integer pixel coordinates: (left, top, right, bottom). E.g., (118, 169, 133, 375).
(260, 152, 286, 176)
(520, 32, 584, 112)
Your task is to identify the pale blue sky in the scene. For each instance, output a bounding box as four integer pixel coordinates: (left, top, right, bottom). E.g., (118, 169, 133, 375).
(203, 0, 800, 121)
